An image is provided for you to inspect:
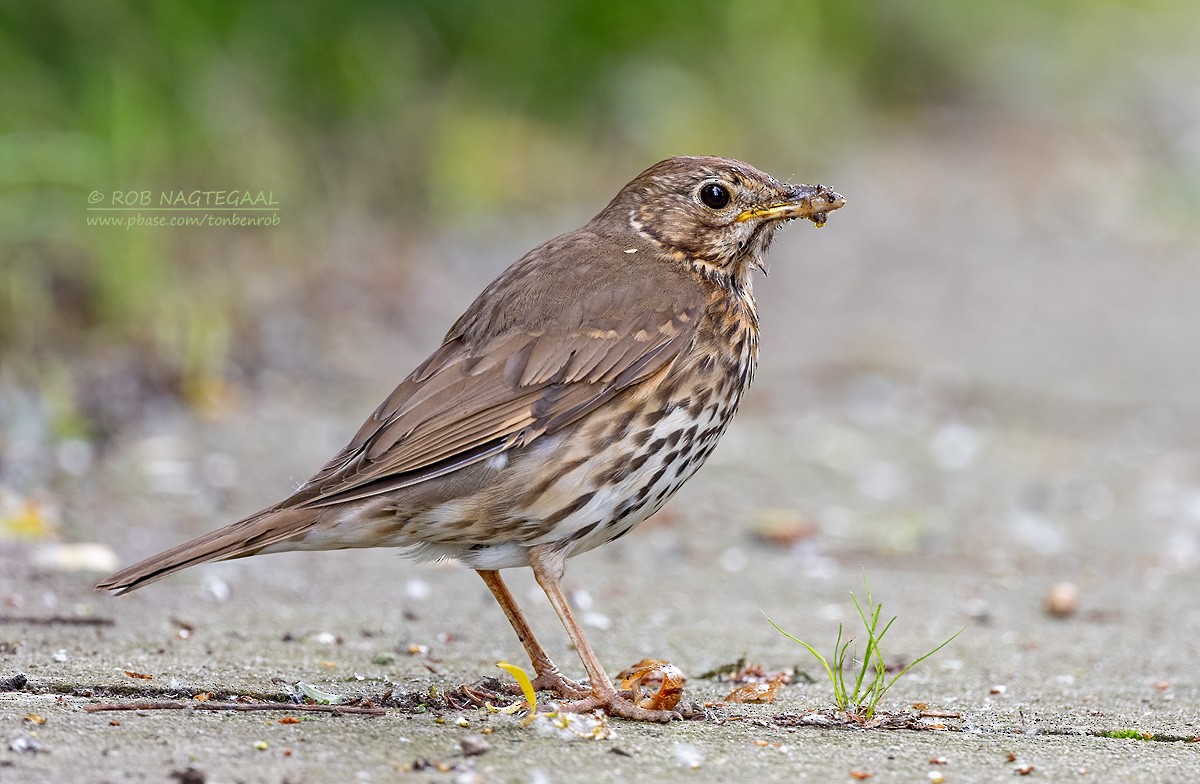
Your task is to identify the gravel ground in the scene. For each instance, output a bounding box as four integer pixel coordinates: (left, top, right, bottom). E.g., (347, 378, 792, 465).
(3, 125, 1200, 782)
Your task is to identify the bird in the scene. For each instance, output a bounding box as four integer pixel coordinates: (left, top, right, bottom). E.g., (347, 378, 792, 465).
(97, 156, 845, 722)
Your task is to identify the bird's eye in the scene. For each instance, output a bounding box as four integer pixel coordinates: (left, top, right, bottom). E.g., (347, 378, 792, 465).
(699, 183, 730, 210)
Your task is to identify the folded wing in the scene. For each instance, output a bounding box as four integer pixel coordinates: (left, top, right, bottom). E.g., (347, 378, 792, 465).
(287, 294, 701, 509)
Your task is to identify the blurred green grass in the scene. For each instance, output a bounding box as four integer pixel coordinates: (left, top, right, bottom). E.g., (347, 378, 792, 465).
(1, 0, 1197, 433)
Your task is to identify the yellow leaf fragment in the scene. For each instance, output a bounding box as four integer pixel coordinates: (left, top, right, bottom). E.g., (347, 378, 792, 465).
(496, 660, 537, 725)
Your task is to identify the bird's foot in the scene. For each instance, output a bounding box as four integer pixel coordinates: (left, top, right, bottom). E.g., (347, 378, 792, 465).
(556, 689, 682, 723)
(504, 668, 591, 701)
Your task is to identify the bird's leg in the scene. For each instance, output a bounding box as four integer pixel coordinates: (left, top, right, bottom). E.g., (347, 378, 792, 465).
(476, 569, 589, 699)
(527, 546, 681, 722)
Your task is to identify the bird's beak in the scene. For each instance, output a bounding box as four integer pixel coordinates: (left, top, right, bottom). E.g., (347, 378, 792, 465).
(736, 184, 846, 226)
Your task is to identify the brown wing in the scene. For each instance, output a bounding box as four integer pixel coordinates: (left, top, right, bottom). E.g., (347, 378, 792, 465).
(284, 289, 701, 510)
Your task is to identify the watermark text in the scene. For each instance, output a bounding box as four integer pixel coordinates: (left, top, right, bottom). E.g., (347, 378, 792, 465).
(86, 212, 281, 229)
(86, 189, 281, 228)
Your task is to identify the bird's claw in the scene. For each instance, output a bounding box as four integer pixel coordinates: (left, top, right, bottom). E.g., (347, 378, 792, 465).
(555, 690, 682, 723)
(504, 669, 591, 701)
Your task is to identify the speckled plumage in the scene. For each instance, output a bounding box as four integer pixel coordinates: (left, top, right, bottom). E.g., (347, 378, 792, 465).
(98, 156, 844, 722)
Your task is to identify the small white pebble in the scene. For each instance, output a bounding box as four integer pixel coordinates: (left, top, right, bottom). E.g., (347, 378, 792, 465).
(581, 612, 611, 630)
(819, 603, 844, 621)
(52, 649, 68, 663)
(930, 422, 983, 471)
(314, 632, 337, 645)
(406, 578, 431, 601)
(203, 576, 230, 602)
(962, 597, 990, 622)
(9, 736, 43, 754)
(719, 547, 748, 573)
(570, 589, 594, 611)
(459, 734, 490, 756)
(673, 742, 703, 769)
(32, 543, 118, 573)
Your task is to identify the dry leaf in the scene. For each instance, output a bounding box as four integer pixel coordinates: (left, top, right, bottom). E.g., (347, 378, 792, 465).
(279, 717, 301, 725)
(618, 659, 686, 711)
(751, 509, 817, 547)
(1, 499, 56, 540)
(23, 714, 46, 725)
(849, 771, 874, 780)
(123, 670, 153, 680)
(723, 677, 784, 704)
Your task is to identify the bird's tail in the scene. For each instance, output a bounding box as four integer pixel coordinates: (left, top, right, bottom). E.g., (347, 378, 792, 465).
(95, 507, 312, 595)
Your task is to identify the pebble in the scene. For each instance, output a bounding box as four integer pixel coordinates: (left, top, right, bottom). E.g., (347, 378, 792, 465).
(672, 742, 703, 769)
(1044, 582, 1080, 618)
(9, 735, 43, 753)
(32, 543, 118, 573)
(459, 734, 491, 756)
(405, 579, 431, 601)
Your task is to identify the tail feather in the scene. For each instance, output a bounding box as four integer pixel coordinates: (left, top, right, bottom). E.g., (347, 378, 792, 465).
(95, 508, 311, 595)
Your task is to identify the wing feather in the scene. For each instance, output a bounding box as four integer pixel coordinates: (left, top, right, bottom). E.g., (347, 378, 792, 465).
(286, 293, 702, 510)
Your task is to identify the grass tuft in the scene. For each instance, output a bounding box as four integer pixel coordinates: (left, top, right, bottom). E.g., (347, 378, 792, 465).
(767, 575, 963, 720)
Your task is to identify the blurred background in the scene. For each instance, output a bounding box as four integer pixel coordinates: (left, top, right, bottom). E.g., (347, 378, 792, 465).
(2, 0, 1200, 587)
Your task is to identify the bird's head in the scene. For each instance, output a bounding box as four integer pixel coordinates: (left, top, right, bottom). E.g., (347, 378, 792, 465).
(600, 156, 844, 284)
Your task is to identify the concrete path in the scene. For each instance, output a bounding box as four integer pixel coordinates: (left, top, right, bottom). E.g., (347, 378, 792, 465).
(3, 128, 1200, 782)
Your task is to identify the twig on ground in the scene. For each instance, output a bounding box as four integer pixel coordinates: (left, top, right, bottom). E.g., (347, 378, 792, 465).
(83, 701, 385, 716)
(0, 616, 115, 626)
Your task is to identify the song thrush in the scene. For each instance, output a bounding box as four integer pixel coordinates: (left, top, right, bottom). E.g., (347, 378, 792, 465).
(97, 156, 844, 722)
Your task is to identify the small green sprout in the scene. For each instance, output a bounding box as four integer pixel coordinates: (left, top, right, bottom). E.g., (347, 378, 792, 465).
(767, 576, 963, 720)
